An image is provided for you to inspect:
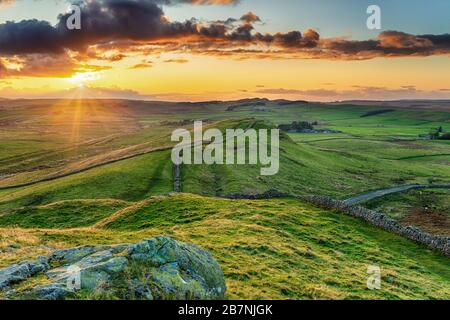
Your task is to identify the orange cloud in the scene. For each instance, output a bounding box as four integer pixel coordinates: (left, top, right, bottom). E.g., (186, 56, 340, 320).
(1, 0, 449, 79)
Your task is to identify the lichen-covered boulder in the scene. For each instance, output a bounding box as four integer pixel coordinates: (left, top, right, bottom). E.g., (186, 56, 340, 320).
(47, 249, 129, 291)
(49, 244, 128, 265)
(3, 237, 226, 300)
(0, 256, 49, 289)
(27, 256, 50, 275)
(128, 237, 226, 299)
(27, 283, 73, 300)
(0, 264, 31, 290)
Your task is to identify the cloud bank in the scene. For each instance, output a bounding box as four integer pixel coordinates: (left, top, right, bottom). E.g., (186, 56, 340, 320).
(0, 0, 449, 79)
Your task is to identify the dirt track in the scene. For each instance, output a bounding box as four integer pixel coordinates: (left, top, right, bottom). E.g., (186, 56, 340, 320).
(344, 184, 450, 204)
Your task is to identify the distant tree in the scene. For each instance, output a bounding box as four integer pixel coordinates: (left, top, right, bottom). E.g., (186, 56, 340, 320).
(278, 121, 314, 132)
(430, 132, 439, 140)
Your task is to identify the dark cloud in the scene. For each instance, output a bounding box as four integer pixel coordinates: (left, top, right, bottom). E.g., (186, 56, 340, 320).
(0, 0, 240, 6)
(145, 0, 240, 4)
(0, 20, 62, 54)
(0, 0, 238, 55)
(0, 0, 449, 79)
(0, 1, 190, 55)
(321, 31, 450, 59)
(0, 0, 319, 57)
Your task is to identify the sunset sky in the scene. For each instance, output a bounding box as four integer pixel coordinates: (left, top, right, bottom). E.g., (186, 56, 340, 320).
(0, 0, 449, 101)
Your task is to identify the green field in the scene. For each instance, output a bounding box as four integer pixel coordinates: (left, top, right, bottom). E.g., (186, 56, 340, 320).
(364, 189, 450, 236)
(0, 99, 449, 299)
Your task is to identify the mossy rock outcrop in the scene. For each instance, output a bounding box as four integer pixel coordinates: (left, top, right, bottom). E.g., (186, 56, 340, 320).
(1, 237, 226, 300)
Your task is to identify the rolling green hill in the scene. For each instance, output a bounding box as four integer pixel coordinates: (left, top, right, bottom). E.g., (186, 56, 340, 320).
(0, 99, 449, 300)
(0, 150, 173, 212)
(1, 194, 449, 300)
(182, 121, 449, 198)
(1, 118, 448, 214)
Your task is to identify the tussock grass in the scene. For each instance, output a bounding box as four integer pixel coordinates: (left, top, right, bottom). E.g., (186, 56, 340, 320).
(1, 194, 449, 300)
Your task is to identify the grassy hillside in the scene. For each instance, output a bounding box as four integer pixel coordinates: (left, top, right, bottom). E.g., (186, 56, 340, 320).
(0, 150, 173, 212)
(1, 99, 448, 190)
(0, 199, 130, 229)
(1, 99, 449, 300)
(1, 194, 449, 300)
(1, 120, 448, 214)
(182, 122, 450, 198)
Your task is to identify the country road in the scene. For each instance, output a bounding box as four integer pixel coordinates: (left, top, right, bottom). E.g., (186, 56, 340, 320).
(344, 183, 450, 204)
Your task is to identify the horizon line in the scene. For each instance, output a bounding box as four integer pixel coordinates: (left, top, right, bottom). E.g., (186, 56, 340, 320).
(2, 97, 450, 104)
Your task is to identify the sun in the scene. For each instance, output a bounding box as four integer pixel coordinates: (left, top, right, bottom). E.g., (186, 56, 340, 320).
(67, 72, 100, 85)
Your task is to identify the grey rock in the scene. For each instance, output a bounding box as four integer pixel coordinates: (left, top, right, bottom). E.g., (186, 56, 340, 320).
(149, 261, 210, 300)
(128, 237, 226, 299)
(79, 256, 129, 291)
(48, 244, 128, 265)
(3, 289, 17, 299)
(26, 256, 50, 275)
(29, 283, 73, 300)
(6, 237, 226, 300)
(0, 263, 31, 289)
(47, 249, 129, 291)
(49, 246, 105, 265)
(0, 256, 51, 290)
(129, 279, 154, 300)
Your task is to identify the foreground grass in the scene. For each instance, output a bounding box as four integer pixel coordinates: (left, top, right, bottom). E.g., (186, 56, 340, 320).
(1, 194, 449, 300)
(0, 199, 130, 229)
